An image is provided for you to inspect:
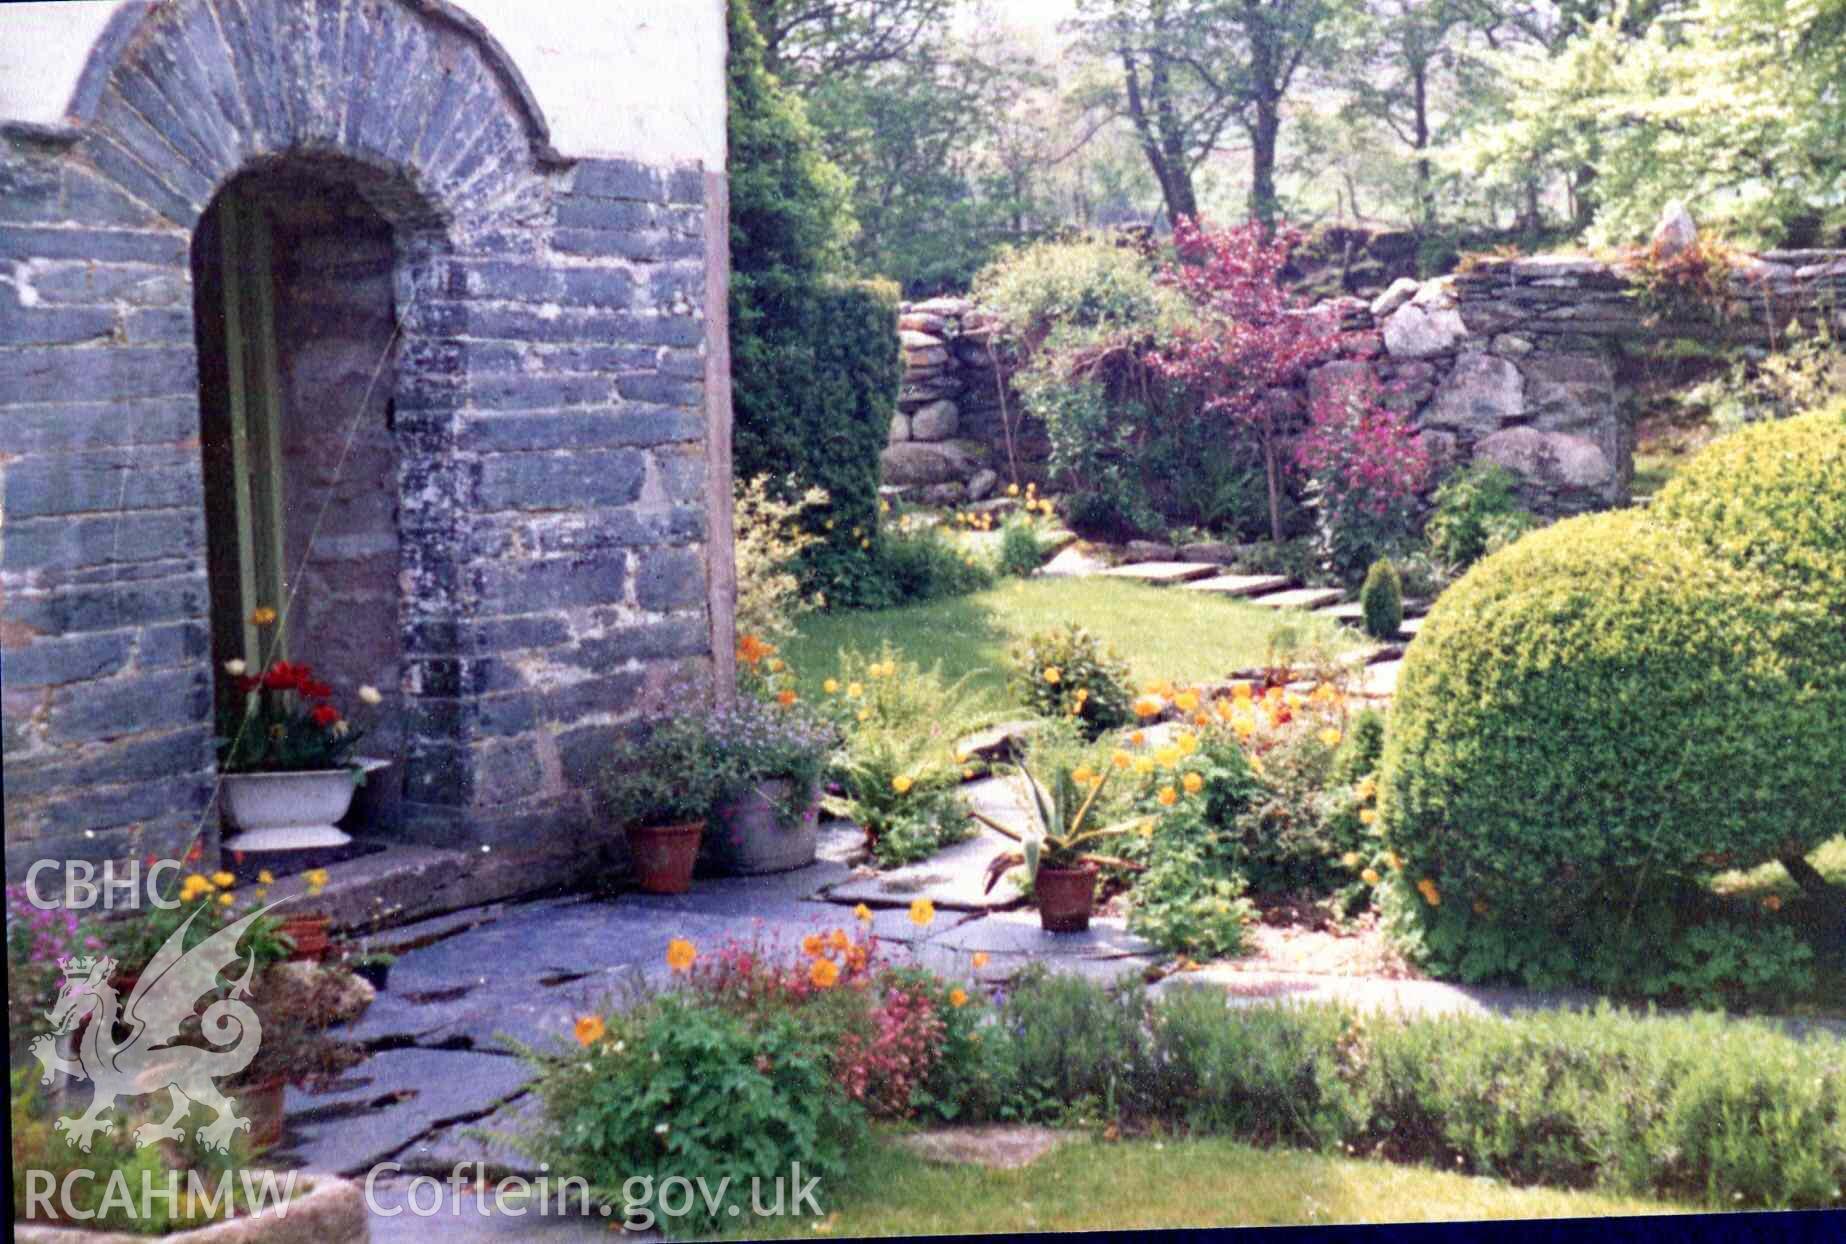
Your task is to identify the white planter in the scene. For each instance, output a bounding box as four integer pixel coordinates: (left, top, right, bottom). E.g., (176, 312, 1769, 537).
(220, 761, 386, 850)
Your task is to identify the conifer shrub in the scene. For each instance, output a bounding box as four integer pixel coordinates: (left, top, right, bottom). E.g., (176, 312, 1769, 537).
(1358, 559, 1403, 639)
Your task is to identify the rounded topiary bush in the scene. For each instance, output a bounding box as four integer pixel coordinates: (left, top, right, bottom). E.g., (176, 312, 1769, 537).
(1650, 404, 1846, 615)
(1378, 509, 1844, 919)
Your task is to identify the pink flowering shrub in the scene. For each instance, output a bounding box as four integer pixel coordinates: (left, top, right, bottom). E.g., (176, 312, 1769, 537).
(1294, 370, 1431, 583)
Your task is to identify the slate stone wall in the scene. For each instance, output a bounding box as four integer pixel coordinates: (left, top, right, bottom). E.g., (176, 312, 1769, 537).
(882, 251, 1846, 519)
(1, 0, 721, 883)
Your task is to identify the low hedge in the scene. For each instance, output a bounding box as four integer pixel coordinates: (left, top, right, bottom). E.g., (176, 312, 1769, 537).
(1377, 509, 1843, 920)
(994, 970, 1846, 1210)
(1650, 403, 1846, 615)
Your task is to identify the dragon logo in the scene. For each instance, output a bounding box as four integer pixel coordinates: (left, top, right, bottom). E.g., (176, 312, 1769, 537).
(30, 901, 283, 1153)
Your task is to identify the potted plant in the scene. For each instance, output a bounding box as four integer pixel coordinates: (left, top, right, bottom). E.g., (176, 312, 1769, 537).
(975, 759, 1147, 933)
(213, 960, 371, 1149)
(599, 710, 717, 894)
(214, 605, 390, 851)
(702, 696, 836, 875)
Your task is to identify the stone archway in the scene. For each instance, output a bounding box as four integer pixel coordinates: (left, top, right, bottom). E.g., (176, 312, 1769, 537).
(3, 0, 726, 882)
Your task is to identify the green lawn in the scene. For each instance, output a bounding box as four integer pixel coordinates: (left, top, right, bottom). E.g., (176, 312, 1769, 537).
(780, 577, 1359, 713)
(729, 1134, 1691, 1237)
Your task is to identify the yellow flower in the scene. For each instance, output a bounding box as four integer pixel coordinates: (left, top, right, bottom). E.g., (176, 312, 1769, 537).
(1319, 728, 1342, 748)
(972, 952, 990, 969)
(1133, 696, 1164, 719)
(1248, 755, 1265, 777)
(211, 871, 235, 888)
(666, 938, 697, 972)
(964, 768, 975, 779)
(1386, 851, 1403, 871)
(257, 869, 275, 885)
(1157, 786, 1178, 807)
(1359, 808, 1377, 825)
(574, 1015, 606, 1047)
(892, 775, 914, 795)
(1111, 750, 1133, 770)
(1341, 852, 1361, 868)
(304, 869, 329, 894)
(909, 898, 935, 927)
(1133, 757, 1155, 776)
(1362, 868, 1381, 885)
(824, 678, 840, 695)
(857, 708, 871, 722)
(1072, 764, 1096, 785)
(358, 684, 384, 705)
(1357, 777, 1377, 801)
(1175, 690, 1199, 712)
(1285, 691, 1304, 709)
(847, 682, 864, 698)
(1234, 719, 1255, 741)
(949, 988, 968, 1008)
(1182, 772, 1204, 795)
(1074, 687, 1089, 701)
(1007, 483, 1020, 496)
(1155, 745, 1181, 770)
(810, 957, 841, 988)
(1043, 667, 1062, 685)
(1233, 682, 1253, 701)
(854, 903, 873, 923)
(1176, 732, 1198, 755)
(249, 607, 278, 627)
(218, 892, 235, 907)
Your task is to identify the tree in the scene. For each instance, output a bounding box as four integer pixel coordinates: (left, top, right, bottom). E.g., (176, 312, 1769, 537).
(1071, 0, 1359, 228)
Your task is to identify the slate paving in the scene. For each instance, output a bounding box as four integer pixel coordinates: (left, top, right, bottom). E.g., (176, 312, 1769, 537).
(1093, 560, 1218, 584)
(1246, 586, 1346, 610)
(1177, 572, 1293, 597)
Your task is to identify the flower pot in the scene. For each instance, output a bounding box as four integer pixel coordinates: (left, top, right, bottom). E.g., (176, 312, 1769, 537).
(1035, 864, 1098, 934)
(220, 767, 366, 850)
(238, 1076, 288, 1150)
(350, 959, 391, 991)
(625, 821, 704, 894)
(279, 913, 332, 962)
(703, 779, 821, 875)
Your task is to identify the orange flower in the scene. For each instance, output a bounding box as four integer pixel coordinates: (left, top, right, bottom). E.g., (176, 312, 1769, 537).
(1417, 878, 1442, 907)
(776, 690, 798, 707)
(949, 988, 968, 1008)
(574, 1015, 606, 1047)
(1182, 772, 1204, 795)
(802, 932, 826, 957)
(1763, 894, 1783, 913)
(1157, 786, 1178, 807)
(666, 938, 697, 972)
(809, 957, 841, 988)
(972, 952, 990, 969)
(737, 634, 774, 666)
(828, 927, 851, 952)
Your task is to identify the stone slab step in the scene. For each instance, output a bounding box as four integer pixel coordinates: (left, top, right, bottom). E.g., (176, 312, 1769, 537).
(1039, 545, 1110, 577)
(1094, 561, 1218, 584)
(1353, 659, 1404, 698)
(1247, 587, 1346, 610)
(1176, 573, 1293, 597)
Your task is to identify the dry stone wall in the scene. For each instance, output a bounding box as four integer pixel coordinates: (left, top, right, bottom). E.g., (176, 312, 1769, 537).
(883, 243, 1846, 519)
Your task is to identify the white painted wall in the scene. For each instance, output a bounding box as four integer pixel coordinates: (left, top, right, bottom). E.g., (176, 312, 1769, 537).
(0, 0, 726, 169)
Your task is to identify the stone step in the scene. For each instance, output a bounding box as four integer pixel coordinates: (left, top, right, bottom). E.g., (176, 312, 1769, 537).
(1353, 659, 1404, 698)
(1176, 572, 1293, 597)
(1039, 545, 1110, 577)
(1093, 561, 1219, 584)
(1247, 586, 1345, 610)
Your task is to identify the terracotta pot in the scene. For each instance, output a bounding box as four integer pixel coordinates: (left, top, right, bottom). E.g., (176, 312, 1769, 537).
(703, 779, 821, 875)
(237, 1076, 288, 1150)
(626, 821, 704, 894)
(1035, 864, 1098, 934)
(279, 913, 332, 962)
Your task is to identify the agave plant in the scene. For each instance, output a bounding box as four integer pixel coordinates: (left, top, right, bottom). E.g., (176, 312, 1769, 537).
(976, 759, 1149, 892)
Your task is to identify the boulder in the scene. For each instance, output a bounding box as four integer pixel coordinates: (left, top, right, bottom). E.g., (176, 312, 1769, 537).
(913, 295, 973, 317)
(1652, 202, 1698, 258)
(900, 329, 946, 350)
(1178, 541, 1244, 565)
(1370, 277, 1422, 319)
(905, 345, 951, 370)
(881, 442, 963, 486)
(1473, 426, 1615, 494)
(1124, 540, 1178, 562)
(1426, 353, 1524, 434)
(1383, 301, 1467, 359)
(889, 412, 912, 443)
(911, 399, 960, 441)
(919, 481, 968, 506)
(967, 469, 999, 501)
(1521, 352, 1617, 431)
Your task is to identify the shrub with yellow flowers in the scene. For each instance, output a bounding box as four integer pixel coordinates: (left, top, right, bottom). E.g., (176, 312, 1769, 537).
(1009, 623, 1134, 740)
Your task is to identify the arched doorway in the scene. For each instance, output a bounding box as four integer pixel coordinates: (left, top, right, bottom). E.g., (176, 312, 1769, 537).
(192, 168, 410, 825)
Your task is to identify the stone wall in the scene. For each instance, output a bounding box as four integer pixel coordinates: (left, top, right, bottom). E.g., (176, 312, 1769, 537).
(881, 240, 1846, 518)
(0, 0, 726, 884)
